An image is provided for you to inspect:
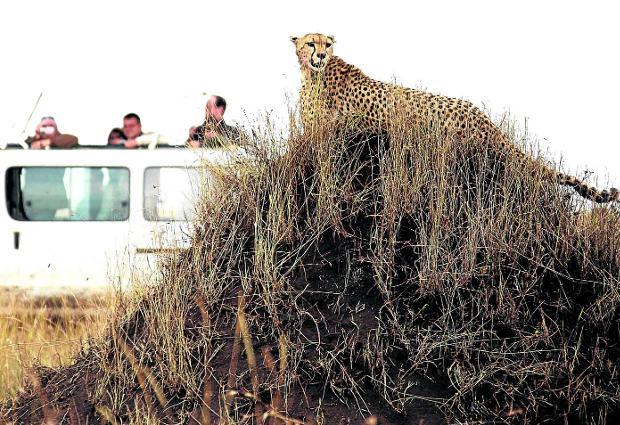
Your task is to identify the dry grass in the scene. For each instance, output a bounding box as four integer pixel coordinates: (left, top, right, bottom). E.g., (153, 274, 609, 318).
(2, 98, 620, 424)
(0, 291, 110, 399)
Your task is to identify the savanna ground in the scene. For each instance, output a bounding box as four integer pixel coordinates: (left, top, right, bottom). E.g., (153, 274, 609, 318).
(1, 104, 620, 424)
(0, 289, 110, 400)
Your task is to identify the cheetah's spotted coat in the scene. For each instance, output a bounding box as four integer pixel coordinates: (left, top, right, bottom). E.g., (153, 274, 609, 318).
(291, 33, 618, 203)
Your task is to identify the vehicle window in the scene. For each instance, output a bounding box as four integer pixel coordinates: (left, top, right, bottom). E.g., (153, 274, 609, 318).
(5, 167, 130, 221)
(143, 167, 203, 221)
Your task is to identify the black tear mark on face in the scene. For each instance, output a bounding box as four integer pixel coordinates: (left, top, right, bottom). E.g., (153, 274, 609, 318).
(307, 42, 316, 58)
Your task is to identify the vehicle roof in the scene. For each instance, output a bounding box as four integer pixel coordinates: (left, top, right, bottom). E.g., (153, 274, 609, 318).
(0, 147, 244, 168)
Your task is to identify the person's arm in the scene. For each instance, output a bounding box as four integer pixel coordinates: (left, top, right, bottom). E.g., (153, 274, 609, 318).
(29, 135, 50, 149)
(24, 133, 42, 148)
(51, 133, 78, 148)
(123, 138, 139, 149)
(222, 122, 241, 141)
(190, 123, 206, 141)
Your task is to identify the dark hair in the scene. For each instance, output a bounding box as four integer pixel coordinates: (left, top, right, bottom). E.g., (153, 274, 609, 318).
(213, 96, 227, 111)
(123, 113, 141, 124)
(108, 127, 127, 144)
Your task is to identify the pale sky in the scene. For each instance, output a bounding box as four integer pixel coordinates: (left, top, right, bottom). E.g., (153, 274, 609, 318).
(1, 0, 618, 186)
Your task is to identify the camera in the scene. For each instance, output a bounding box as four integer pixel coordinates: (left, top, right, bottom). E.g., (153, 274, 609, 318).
(40, 126, 55, 136)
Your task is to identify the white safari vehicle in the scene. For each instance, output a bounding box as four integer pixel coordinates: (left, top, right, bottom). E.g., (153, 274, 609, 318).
(0, 147, 234, 294)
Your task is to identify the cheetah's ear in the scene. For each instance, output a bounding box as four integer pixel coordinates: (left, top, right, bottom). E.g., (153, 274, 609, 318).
(328, 35, 335, 43)
(290, 36, 298, 44)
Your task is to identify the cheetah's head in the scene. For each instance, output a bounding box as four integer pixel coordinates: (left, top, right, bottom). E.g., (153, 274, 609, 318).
(291, 33, 335, 73)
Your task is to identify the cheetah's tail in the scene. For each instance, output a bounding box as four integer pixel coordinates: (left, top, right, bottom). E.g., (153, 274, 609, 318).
(497, 134, 617, 203)
(557, 172, 619, 203)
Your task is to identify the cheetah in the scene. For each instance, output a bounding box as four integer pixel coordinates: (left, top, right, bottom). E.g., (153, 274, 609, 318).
(291, 33, 618, 203)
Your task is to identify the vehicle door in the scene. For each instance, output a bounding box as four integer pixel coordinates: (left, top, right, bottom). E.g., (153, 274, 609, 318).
(129, 165, 208, 280)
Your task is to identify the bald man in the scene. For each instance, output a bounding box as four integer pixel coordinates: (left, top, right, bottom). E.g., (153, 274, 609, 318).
(187, 95, 240, 148)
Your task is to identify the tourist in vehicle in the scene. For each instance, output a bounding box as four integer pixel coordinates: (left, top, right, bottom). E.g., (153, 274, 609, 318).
(119, 113, 164, 148)
(24, 116, 78, 149)
(187, 95, 240, 148)
(106, 127, 127, 148)
(121, 113, 143, 149)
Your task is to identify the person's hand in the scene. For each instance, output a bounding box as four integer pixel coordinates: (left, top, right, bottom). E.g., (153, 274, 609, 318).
(34, 122, 43, 137)
(124, 138, 139, 149)
(189, 126, 197, 137)
(30, 138, 51, 149)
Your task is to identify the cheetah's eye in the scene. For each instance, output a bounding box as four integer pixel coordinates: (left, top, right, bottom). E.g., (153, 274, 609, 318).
(306, 42, 315, 48)
(326, 43, 332, 48)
